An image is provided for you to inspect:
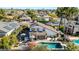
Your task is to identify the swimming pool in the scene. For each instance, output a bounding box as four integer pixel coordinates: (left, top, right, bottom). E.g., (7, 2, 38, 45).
(72, 39, 79, 45)
(40, 42, 62, 49)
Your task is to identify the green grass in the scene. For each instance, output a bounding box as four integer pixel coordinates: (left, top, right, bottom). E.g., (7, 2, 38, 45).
(38, 20, 49, 24)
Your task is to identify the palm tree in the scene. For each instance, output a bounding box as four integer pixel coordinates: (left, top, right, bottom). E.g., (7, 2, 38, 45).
(56, 7, 65, 29)
(0, 9, 5, 15)
(0, 9, 5, 20)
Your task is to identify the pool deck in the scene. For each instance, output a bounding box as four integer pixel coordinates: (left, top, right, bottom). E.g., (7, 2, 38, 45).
(35, 40, 66, 46)
(68, 36, 79, 41)
(35, 40, 65, 50)
(35, 40, 61, 43)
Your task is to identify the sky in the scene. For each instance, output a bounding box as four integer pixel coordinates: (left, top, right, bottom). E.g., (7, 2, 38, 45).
(0, 0, 79, 8)
(0, 7, 57, 10)
(0, 0, 55, 7)
(0, 0, 57, 9)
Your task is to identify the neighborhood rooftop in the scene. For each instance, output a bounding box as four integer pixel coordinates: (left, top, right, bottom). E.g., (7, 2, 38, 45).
(0, 21, 20, 37)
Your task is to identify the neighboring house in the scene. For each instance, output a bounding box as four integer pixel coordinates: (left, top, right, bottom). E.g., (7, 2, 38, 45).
(37, 14, 51, 21)
(37, 11, 50, 21)
(38, 11, 47, 17)
(43, 15, 51, 21)
(19, 14, 31, 21)
(0, 21, 20, 37)
(46, 22, 60, 26)
(64, 20, 79, 35)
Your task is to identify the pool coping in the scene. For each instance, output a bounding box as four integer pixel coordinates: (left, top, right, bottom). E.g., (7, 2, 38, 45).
(35, 40, 65, 50)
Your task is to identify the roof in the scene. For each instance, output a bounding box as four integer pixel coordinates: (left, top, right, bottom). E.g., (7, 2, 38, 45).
(66, 21, 79, 26)
(30, 32, 47, 36)
(43, 15, 51, 18)
(0, 21, 20, 33)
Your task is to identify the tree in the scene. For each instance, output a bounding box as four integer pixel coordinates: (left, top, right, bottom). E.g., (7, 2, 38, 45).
(0, 9, 5, 19)
(48, 13, 58, 18)
(0, 35, 19, 50)
(56, 7, 65, 29)
(26, 10, 38, 21)
(0, 9, 5, 15)
(56, 7, 79, 29)
(1, 36, 11, 49)
(65, 42, 79, 51)
(56, 7, 79, 21)
(9, 35, 18, 46)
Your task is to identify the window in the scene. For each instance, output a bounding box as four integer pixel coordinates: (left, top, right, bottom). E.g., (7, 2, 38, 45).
(75, 22, 79, 25)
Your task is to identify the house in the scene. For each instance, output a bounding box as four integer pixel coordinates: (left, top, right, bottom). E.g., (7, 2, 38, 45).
(30, 32, 47, 40)
(37, 11, 50, 21)
(30, 25, 47, 40)
(46, 22, 60, 26)
(43, 15, 51, 21)
(0, 21, 20, 37)
(64, 17, 79, 35)
(19, 14, 31, 21)
(37, 14, 51, 21)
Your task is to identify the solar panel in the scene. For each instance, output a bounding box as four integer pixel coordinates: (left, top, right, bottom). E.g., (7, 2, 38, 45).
(4, 26, 12, 30)
(9, 23, 17, 28)
(0, 30, 6, 33)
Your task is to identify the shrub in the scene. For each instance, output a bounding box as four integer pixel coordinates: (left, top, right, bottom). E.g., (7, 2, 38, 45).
(65, 42, 79, 51)
(59, 26, 64, 32)
(1, 36, 11, 49)
(9, 35, 18, 46)
(0, 35, 19, 50)
(38, 20, 49, 24)
(50, 19, 57, 23)
(31, 44, 48, 51)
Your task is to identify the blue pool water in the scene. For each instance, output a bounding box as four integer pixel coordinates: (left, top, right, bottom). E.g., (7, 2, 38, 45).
(41, 42, 62, 49)
(72, 39, 79, 45)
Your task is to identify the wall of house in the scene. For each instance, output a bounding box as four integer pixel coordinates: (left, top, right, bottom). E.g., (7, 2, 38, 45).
(73, 26, 79, 34)
(44, 17, 49, 21)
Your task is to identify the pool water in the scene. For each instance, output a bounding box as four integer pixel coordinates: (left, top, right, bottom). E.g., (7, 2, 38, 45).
(41, 42, 62, 49)
(48, 43, 62, 48)
(72, 39, 79, 45)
